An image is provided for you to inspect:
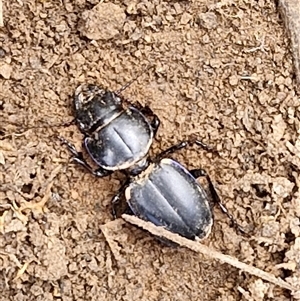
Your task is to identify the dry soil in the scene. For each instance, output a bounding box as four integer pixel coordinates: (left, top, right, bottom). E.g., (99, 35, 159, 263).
(1, 0, 300, 300)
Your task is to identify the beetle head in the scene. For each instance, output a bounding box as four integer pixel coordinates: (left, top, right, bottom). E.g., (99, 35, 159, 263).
(74, 84, 123, 133)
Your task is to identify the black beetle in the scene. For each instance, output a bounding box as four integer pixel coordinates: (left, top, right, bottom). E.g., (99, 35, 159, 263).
(60, 75, 243, 240)
(60, 75, 160, 177)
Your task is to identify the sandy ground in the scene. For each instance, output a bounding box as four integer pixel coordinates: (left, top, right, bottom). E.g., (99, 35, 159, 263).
(1, 0, 300, 300)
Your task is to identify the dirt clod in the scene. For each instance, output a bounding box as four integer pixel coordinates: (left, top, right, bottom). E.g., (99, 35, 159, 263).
(79, 2, 126, 40)
(0, 63, 11, 79)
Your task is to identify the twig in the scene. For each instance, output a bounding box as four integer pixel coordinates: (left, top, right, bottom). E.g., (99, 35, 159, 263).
(0, 0, 3, 27)
(122, 214, 299, 292)
(100, 220, 125, 263)
(244, 36, 267, 53)
(278, 0, 300, 85)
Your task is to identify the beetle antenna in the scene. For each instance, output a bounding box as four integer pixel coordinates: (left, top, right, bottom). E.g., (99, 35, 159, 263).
(12, 119, 76, 134)
(31, 119, 75, 129)
(115, 65, 154, 95)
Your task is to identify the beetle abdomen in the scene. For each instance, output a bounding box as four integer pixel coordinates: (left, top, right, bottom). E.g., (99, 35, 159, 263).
(126, 158, 213, 239)
(85, 107, 153, 170)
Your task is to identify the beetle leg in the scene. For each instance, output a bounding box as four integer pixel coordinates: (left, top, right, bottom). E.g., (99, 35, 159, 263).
(193, 139, 215, 152)
(140, 106, 161, 136)
(59, 136, 113, 178)
(111, 179, 131, 218)
(155, 138, 216, 162)
(154, 141, 189, 161)
(190, 168, 246, 234)
(127, 102, 161, 137)
(151, 116, 160, 136)
(58, 136, 83, 157)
